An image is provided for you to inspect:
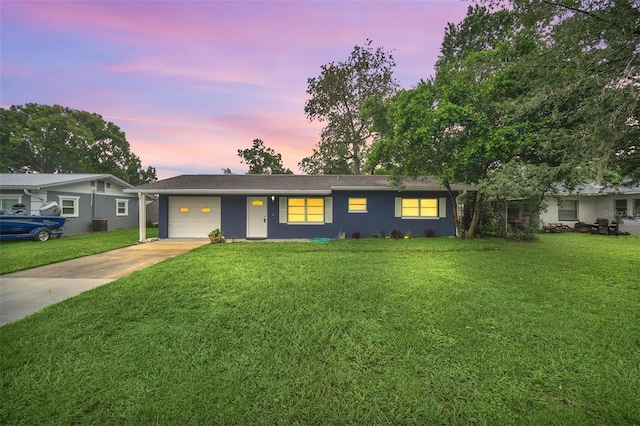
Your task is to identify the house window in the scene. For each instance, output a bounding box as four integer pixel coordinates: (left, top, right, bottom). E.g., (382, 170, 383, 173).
(288, 198, 324, 223)
(635, 199, 640, 218)
(116, 199, 129, 216)
(558, 200, 578, 221)
(58, 196, 80, 217)
(348, 198, 367, 213)
(401, 198, 438, 218)
(615, 199, 627, 217)
(1, 196, 20, 213)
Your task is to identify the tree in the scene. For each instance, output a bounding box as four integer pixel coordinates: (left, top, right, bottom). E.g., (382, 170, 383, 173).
(301, 39, 399, 174)
(367, 7, 531, 237)
(237, 139, 292, 174)
(369, 1, 639, 237)
(0, 104, 156, 185)
(482, 0, 640, 184)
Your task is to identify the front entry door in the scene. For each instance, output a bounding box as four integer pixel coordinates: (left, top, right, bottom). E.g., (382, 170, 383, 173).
(247, 197, 268, 239)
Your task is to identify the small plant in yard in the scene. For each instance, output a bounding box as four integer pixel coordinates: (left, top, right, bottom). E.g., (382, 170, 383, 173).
(351, 231, 360, 239)
(390, 229, 403, 239)
(208, 228, 226, 244)
(424, 228, 435, 238)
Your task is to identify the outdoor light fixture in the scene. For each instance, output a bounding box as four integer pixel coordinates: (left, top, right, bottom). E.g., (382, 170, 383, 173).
(271, 196, 275, 202)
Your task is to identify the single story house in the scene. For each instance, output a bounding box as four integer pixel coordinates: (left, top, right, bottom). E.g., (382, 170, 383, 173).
(540, 183, 640, 234)
(0, 173, 141, 235)
(127, 175, 475, 241)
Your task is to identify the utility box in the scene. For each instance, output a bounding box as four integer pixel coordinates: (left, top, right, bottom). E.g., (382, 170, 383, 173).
(91, 218, 108, 232)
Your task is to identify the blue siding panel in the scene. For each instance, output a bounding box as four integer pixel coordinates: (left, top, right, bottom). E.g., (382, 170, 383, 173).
(268, 191, 455, 239)
(221, 196, 248, 239)
(158, 195, 169, 239)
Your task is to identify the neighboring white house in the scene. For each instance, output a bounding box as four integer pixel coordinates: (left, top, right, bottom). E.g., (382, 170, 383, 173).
(540, 183, 640, 235)
(0, 173, 141, 235)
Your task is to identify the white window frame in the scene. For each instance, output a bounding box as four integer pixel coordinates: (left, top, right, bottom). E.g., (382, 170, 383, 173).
(58, 196, 80, 217)
(116, 199, 129, 216)
(1, 195, 22, 213)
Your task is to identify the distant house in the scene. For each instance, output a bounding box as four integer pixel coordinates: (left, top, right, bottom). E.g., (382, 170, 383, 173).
(540, 183, 640, 234)
(0, 173, 140, 235)
(127, 175, 475, 241)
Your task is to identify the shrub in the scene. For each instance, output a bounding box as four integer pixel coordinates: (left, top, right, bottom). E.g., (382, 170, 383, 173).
(424, 229, 435, 238)
(351, 231, 361, 239)
(208, 228, 226, 244)
(390, 229, 403, 239)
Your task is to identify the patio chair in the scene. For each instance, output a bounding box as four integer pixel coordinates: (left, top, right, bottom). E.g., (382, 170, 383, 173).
(595, 218, 610, 235)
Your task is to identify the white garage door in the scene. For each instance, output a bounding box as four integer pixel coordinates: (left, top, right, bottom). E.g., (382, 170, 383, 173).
(168, 196, 221, 238)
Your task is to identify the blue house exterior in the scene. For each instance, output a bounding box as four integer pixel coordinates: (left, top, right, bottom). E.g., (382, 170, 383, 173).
(128, 175, 475, 241)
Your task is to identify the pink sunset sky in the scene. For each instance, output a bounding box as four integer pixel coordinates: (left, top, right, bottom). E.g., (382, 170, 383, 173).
(1, 1, 473, 180)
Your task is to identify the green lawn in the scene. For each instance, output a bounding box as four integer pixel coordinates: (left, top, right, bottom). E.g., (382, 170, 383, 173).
(1, 234, 638, 424)
(0, 228, 158, 275)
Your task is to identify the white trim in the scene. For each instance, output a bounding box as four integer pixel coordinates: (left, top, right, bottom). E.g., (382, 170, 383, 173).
(125, 189, 332, 195)
(324, 197, 333, 224)
(438, 197, 446, 218)
(58, 195, 80, 217)
(0, 195, 22, 213)
(116, 199, 129, 216)
(279, 197, 287, 224)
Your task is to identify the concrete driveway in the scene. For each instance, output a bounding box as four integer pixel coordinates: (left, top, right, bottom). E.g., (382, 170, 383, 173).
(0, 239, 209, 327)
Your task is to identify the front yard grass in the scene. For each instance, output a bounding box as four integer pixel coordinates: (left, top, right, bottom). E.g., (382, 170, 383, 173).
(0, 228, 159, 274)
(1, 233, 638, 424)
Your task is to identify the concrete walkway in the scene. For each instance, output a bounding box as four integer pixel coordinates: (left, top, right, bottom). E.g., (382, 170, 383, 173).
(0, 239, 209, 327)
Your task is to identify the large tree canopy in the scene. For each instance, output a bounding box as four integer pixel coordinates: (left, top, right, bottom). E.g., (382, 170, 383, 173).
(238, 139, 293, 174)
(301, 39, 399, 174)
(0, 104, 156, 185)
(367, 7, 528, 237)
(367, 0, 639, 237)
(485, 0, 640, 184)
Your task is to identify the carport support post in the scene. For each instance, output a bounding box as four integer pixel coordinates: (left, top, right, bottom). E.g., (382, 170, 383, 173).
(138, 192, 147, 243)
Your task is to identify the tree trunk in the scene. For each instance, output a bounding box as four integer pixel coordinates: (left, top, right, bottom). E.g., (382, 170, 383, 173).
(466, 190, 482, 237)
(446, 185, 482, 238)
(445, 184, 463, 237)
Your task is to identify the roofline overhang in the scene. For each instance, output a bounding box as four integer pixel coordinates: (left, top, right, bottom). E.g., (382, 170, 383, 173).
(124, 189, 333, 195)
(125, 185, 476, 195)
(329, 185, 476, 191)
(0, 174, 134, 190)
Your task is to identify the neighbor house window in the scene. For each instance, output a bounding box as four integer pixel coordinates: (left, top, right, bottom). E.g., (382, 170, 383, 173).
(116, 199, 129, 216)
(615, 199, 627, 217)
(348, 198, 367, 213)
(288, 198, 324, 223)
(635, 199, 640, 217)
(1, 196, 20, 213)
(558, 200, 578, 221)
(401, 198, 438, 218)
(58, 196, 80, 217)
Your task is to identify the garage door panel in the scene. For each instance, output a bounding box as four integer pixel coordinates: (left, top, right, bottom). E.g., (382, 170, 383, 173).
(169, 197, 221, 238)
